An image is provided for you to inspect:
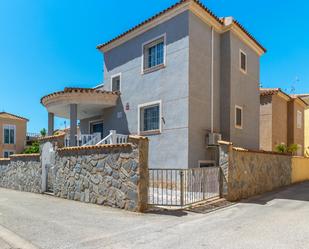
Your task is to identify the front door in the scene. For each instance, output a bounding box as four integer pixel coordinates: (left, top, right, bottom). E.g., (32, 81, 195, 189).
(90, 121, 104, 139)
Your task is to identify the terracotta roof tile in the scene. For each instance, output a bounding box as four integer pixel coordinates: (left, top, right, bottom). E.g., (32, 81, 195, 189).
(40, 87, 120, 104)
(0, 112, 29, 122)
(97, 0, 265, 53)
(38, 133, 65, 141)
(260, 88, 281, 96)
(57, 143, 131, 152)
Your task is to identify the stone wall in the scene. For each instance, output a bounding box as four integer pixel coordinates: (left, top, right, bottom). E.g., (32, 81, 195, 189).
(0, 154, 41, 193)
(219, 142, 293, 201)
(52, 136, 148, 212)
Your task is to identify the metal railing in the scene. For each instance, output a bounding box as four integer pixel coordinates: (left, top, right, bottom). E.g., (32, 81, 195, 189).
(96, 130, 128, 145)
(148, 167, 220, 207)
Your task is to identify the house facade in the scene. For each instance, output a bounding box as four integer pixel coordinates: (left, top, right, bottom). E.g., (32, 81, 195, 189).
(294, 94, 309, 156)
(0, 112, 28, 158)
(260, 88, 306, 155)
(41, 0, 265, 168)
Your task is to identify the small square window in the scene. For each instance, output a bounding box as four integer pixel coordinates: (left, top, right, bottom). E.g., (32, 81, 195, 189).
(111, 74, 121, 91)
(240, 50, 247, 73)
(297, 110, 302, 129)
(235, 106, 243, 129)
(139, 101, 161, 134)
(143, 36, 165, 72)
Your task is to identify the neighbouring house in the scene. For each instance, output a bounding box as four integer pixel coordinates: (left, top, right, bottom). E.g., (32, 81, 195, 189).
(40, 0, 266, 168)
(0, 112, 28, 158)
(293, 94, 309, 156)
(260, 88, 306, 156)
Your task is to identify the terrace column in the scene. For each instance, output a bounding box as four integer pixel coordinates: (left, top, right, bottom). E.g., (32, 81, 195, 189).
(69, 104, 78, 146)
(48, 112, 54, 136)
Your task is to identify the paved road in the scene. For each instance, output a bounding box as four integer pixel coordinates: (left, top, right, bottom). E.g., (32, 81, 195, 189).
(0, 183, 309, 249)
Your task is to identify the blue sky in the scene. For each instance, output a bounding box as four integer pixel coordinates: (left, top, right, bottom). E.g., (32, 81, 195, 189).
(0, 0, 308, 132)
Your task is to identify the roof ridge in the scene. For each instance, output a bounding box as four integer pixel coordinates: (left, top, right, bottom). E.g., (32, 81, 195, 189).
(97, 0, 265, 53)
(0, 112, 29, 121)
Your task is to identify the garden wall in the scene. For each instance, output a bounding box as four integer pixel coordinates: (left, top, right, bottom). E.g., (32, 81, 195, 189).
(219, 142, 309, 201)
(0, 135, 149, 212)
(0, 154, 41, 193)
(53, 136, 148, 212)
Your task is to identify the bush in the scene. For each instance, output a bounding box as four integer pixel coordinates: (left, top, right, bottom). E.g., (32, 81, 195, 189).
(23, 141, 40, 154)
(275, 143, 298, 154)
(275, 144, 287, 153)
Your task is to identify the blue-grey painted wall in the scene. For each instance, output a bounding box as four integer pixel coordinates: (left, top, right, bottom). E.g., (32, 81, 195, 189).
(102, 11, 190, 169)
(80, 9, 261, 168)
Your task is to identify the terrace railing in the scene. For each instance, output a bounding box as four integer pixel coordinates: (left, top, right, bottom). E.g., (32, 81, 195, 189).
(96, 130, 128, 145)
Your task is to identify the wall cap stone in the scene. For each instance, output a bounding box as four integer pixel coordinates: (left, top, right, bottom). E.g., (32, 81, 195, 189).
(10, 153, 40, 158)
(233, 147, 291, 156)
(57, 143, 131, 152)
(128, 135, 148, 140)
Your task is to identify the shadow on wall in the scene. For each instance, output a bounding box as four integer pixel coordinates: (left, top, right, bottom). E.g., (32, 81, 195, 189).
(240, 181, 309, 205)
(104, 12, 189, 71)
(104, 98, 130, 137)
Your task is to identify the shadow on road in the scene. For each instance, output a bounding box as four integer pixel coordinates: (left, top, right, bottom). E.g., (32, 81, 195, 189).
(240, 181, 309, 205)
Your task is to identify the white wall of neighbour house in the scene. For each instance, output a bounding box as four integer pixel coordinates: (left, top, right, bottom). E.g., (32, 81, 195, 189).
(99, 11, 190, 169)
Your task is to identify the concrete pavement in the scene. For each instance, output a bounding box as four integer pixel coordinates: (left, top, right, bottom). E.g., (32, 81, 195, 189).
(0, 182, 309, 249)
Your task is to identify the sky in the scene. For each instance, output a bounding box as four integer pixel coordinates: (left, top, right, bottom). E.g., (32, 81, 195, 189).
(0, 0, 308, 133)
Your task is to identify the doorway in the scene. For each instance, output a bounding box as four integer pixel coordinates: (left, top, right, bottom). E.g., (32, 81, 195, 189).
(90, 120, 104, 139)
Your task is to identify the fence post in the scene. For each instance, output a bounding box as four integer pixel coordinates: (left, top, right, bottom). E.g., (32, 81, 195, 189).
(180, 170, 184, 207)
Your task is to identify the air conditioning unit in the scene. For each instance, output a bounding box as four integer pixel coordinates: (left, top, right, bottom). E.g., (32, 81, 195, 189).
(207, 133, 222, 146)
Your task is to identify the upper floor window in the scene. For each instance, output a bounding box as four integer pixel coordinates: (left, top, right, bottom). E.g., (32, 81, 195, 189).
(143, 35, 165, 73)
(235, 105, 243, 129)
(138, 101, 161, 135)
(3, 124, 15, 144)
(240, 50, 247, 73)
(111, 73, 121, 92)
(297, 110, 302, 129)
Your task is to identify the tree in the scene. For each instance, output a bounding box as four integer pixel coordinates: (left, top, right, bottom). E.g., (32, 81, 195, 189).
(40, 128, 47, 137)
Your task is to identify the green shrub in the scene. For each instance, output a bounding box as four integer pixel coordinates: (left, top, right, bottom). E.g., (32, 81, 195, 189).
(23, 141, 40, 154)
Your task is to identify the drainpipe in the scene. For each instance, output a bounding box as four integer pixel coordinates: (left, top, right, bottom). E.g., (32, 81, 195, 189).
(211, 26, 214, 134)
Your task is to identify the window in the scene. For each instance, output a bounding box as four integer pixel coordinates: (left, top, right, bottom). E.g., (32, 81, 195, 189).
(3, 125, 15, 144)
(297, 110, 302, 129)
(143, 35, 165, 72)
(111, 74, 121, 91)
(3, 151, 14, 158)
(235, 106, 243, 129)
(138, 101, 161, 134)
(240, 50, 247, 73)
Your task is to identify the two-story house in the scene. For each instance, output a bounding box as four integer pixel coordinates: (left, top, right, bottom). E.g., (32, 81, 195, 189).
(41, 0, 266, 168)
(0, 112, 28, 158)
(260, 88, 306, 155)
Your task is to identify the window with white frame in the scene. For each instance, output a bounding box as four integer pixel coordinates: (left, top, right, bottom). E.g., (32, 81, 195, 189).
(297, 110, 302, 129)
(3, 125, 15, 144)
(111, 74, 121, 91)
(143, 36, 165, 72)
(235, 105, 243, 129)
(139, 101, 161, 134)
(240, 50, 247, 73)
(3, 151, 14, 158)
